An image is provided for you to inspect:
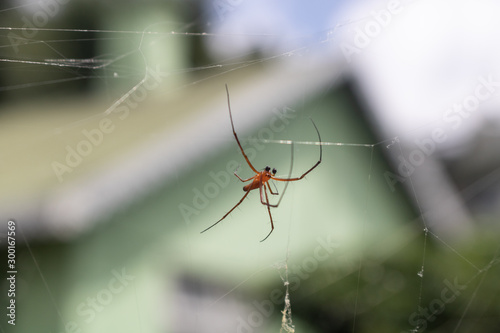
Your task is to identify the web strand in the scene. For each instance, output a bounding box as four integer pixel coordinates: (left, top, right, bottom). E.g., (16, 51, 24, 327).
(351, 145, 375, 332)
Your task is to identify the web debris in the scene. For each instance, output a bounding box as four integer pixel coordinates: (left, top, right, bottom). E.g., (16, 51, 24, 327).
(276, 261, 295, 333)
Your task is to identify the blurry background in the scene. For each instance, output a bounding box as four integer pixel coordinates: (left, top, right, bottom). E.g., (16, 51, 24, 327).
(1, 0, 499, 332)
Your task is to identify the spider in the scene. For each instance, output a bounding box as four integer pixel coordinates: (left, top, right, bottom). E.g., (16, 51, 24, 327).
(201, 84, 322, 241)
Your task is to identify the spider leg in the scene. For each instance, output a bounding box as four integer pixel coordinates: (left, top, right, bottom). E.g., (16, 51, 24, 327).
(272, 118, 322, 182)
(268, 181, 279, 195)
(226, 84, 259, 174)
(260, 185, 274, 242)
(200, 190, 251, 234)
(261, 183, 278, 207)
(234, 167, 254, 182)
(259, 182, 267, 206)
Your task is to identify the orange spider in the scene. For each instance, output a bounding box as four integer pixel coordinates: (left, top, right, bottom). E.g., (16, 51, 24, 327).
(201, 84, 322, 241)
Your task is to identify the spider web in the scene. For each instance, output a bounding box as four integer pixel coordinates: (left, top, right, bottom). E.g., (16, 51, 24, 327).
(1, 1, 500, 333)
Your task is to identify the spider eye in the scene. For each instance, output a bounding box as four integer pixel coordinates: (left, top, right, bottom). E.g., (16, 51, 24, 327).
(272, 168, 277, 175)
(265, 166, 271, 171)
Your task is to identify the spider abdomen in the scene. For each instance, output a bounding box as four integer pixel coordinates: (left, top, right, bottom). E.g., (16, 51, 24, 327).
(243, 181, 258, 192)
